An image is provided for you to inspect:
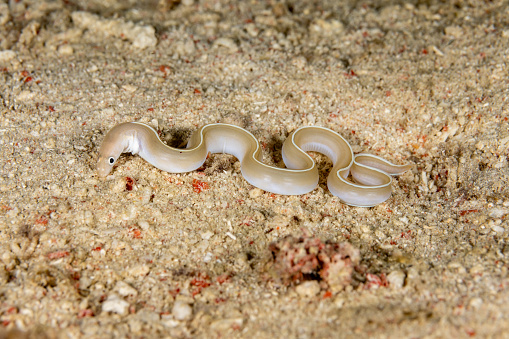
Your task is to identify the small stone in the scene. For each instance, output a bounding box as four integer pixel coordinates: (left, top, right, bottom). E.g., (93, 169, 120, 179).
(201, 231, 214, 240)
(489, 208, 509, 218)
(291, 56, 307, 69)
(128, 264, 150, 277)
(16, 90, 36, 102)
(137, 309, 160, 323)
(114, 281, 138, 297)
(333, 295, 345, 308)
(122, 84, 137, 93)
(309, 19, 344, 36)
(0, 50, 16, 62)
(491, 225, 505, 234)
(249, 188, 263, 198)
(45, 137, 56, 149)
(172, 300, 192, 320)
(245, 23, 259, 37)
(213, 38, 238, 53)
(102, 294, 129, 315)
(138, 221, 150, 231)
(386, 270, 406, 288)
(469, 264, 484, 275)
(469, 297, 483, 309)
(406, 267, 419, 281)
(0, 4, 10, 26)
(58, 45, 74, 55)
(18, 21, 40, 47)
(174, 39, 196, 57)
(132, 27, 157, 49)
(161, 319, 179, 328)
(295, 281, 320, 297)
(203, 252, 213, 263)
(444, 25, 463, 38)
(182, 0, 194, 6)
(255, 15, 277, 27)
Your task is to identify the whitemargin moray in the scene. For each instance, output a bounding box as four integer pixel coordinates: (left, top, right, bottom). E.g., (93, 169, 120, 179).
(97, 122, 411, 207)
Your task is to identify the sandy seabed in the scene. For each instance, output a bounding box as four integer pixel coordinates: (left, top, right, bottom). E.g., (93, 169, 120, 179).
(0, 0, 508, 338)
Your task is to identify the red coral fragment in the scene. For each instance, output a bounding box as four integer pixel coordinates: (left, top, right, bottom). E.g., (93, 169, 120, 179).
(192, 179, 209, 193)
(47, 251, 70, 260)
(78, 309, 94, 318)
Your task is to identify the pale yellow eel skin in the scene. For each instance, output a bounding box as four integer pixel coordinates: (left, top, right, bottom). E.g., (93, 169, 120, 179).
(97, 122, 411, 207)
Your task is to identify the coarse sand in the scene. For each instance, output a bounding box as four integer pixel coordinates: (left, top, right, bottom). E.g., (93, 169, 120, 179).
(0, 0, 508, 338)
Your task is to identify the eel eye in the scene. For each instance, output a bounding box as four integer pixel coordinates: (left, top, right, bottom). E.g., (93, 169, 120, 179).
(108, 157, 115, 165)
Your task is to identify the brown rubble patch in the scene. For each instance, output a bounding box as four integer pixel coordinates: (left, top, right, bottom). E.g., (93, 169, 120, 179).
(269, 234, 361, 293)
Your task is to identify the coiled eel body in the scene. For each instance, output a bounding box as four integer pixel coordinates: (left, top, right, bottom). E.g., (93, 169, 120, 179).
(97, 122, 411, 207)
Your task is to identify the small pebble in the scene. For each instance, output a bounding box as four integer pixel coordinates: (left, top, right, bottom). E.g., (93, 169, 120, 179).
(102, 294, 129, 315)
(469, 297, 483, 309)
(295, 281, 320, 297)
(122, 84, 138, 93)
(213, 38, 238, 53)
(138, 220, 150, 231)
(249, 188, 263, 198)
(16, 90, 36, 102)
(469, 264, 484, 275)
(309, 19, 344, 36)
(333, 295, 345, 308)
(203, 252, 213, 263)
(114, 281, 138, 297)
(45, 137, 56, 149)
(491, 225, 505, 234)
(58, 45, 74, 55)
(127, 264, 150, 277)
(0, 50, 16, 62)
(444, 25, 463, 38)
(172, 300, 192, 320)
(201, 231, 214, 240)
(386, 270, 406, 289)
(489, 208, 509, 218)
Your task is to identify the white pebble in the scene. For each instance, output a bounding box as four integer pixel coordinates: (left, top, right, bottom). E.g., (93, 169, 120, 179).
(172, 300, 192, 320)
(309, 19, 344, 36)
(102, 294, 129, 315)
(201, 231, 214, 240)
(213, 38, 238, 53)
(491, 225, 505, 234)
(386, 270, 406, 289)
(114, 281, 138, 297)
(0, 50, 16, 62)
(58, 45, 74, 55)
(203, 252, 213, 263)
(16, 90, 36, 102)
(295, 281, 320, 297)
(489, 208, 509, 218)
(138, 220, 150, 231)
(469, 297, 483, 309)
(225, 232, 236, 240)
